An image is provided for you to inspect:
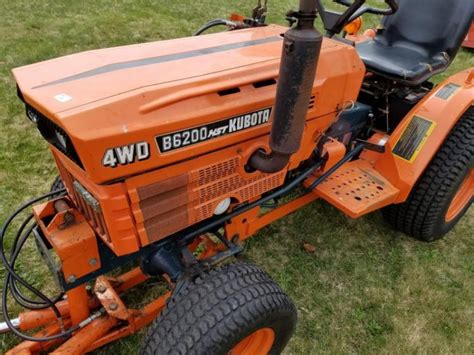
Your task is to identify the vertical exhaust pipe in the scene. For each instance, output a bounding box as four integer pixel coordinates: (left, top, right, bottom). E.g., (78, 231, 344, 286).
(249, 0, 322, 173)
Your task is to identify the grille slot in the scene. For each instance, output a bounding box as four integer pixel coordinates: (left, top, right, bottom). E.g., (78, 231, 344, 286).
(252, 78, 277, 88)
(26, 104, 83, 167)
(197, 157, 239, 185)
(191, 158, 286, 227)
(218, 87, 241, 96)
(71, 181, 109, 241)
(58, 167, 110, 242)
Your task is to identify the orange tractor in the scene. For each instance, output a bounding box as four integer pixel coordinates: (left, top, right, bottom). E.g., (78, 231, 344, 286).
(1, 0, 473, 353)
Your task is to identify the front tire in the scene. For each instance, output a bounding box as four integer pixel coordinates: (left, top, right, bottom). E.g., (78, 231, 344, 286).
(49, 175, 65, 199)
(383, 107, 473, 241)
(141, 262, 297, 355)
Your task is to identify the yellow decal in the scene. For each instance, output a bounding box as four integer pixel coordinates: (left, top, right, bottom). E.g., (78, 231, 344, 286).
(392, 116, 436, 163)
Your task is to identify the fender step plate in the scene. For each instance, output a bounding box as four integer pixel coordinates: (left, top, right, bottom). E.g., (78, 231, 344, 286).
(312, 160, 399, 218)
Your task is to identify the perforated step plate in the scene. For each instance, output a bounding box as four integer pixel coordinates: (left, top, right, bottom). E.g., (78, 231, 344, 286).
(313, 160, 400, 218)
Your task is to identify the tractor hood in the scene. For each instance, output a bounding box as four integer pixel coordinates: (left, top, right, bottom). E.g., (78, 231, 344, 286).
(13, 24, 365, 184)
(14, 25, 286, 114)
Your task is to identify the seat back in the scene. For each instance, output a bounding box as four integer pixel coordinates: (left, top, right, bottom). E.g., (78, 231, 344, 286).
(376, 0, 474, 61)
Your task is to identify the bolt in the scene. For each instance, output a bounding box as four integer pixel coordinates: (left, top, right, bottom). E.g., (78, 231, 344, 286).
(231, 234, 240, 244)
(89, 258, 97, 267)
(67, 275, 77, 283)
(109, 303, 118, 311)
(96, 285, 106, 294)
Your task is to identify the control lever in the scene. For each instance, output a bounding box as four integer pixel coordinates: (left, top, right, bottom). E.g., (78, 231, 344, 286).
(356, 138, 386, 153)
(252, 0, 268, 24)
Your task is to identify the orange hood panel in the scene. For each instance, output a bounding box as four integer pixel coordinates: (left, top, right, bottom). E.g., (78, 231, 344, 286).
(13, 25, 287, 114)
(13, 25, 365, 184)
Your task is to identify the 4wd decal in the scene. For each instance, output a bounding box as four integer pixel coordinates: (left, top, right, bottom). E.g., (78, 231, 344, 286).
(102, 141, 150, 168)
(156, 108, 272, 153)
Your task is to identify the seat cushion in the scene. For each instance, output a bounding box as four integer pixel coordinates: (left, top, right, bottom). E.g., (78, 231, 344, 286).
(356, 39, 449, 85)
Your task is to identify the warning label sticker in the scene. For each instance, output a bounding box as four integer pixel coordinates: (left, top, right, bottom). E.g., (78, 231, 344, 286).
(392, 116, 436, 163)
(435, 83, 460, 100)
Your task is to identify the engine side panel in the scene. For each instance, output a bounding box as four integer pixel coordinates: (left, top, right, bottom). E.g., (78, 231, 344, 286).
(126, 136, 286, 245)
(27, 26, 366, 253)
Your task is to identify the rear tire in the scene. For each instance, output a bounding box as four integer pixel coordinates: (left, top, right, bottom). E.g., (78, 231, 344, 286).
(141, 262, 297, 355)
(383, 107, 473, 241)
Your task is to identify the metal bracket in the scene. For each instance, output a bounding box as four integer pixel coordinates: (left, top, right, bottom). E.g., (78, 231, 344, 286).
(94, 276, 134, 321)
(356, 138, 386, 153)
(285, 8, 318, 27)
(73, 181, 101, 213)
(180, 235, 243, 282)
(252, 0, 268, 24)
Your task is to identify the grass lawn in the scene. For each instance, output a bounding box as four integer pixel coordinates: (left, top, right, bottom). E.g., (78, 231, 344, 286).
(0, 0, 472, 353)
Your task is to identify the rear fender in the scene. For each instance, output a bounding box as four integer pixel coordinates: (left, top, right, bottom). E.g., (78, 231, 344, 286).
(372, 68, 474, 203)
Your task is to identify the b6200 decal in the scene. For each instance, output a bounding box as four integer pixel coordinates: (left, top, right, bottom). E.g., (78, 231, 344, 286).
(156, 108, 272, 153)
(102, 142, 150, 168)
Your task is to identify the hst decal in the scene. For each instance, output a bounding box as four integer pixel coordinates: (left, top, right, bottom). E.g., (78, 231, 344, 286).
(102, 141, 150, 168)
(156, 107, 272, 153)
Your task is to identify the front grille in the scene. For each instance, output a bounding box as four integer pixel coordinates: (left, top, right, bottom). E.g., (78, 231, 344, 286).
(26, 104, 83, 167)
(71, 180, 109, 241)
(56, 164, 110, 242)
(133, 156, 286, 243)
(191, 161, 286, 221)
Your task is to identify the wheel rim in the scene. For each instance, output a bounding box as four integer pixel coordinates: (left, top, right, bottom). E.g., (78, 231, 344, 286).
(230, 328, 275, 355)
(445, 169, 474, 222)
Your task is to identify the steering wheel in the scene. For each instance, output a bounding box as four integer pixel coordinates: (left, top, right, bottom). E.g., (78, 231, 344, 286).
(335, 0, 398, 22)
(317, 0, 398, 36)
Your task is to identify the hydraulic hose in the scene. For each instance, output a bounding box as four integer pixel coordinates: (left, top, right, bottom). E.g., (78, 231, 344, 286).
(193, 19, 236, 36)
(0, 188, 83, 341)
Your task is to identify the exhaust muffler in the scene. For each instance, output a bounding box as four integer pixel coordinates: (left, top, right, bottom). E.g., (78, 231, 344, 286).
(249, 0, 322, 173)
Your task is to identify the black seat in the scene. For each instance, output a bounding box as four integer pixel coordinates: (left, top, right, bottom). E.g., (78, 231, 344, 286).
(356, 0, 474, 85)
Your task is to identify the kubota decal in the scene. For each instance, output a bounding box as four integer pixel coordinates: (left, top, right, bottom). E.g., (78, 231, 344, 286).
(156, 107, 272, 153)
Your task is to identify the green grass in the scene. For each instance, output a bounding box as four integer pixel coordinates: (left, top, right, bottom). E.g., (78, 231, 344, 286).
(0, 1, 472, 353)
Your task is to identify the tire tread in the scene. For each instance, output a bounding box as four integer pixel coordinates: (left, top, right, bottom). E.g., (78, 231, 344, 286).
(383, 107, 474, 241)
(141, 262, 297, 355)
